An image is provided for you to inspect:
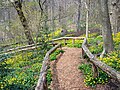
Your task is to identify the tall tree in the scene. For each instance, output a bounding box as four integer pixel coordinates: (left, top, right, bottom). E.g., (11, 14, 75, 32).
(76, 0, 81, 32)
(99, 0, 114, 53)
(109, 0, 119, 34)
(51, 0, 55, 32)
(58, 0, 62, 24)
(10, 0, 34, 45)
(84, 0, 89, 39)
(116, 0, 120, 33)
(110, 0, 120, 33)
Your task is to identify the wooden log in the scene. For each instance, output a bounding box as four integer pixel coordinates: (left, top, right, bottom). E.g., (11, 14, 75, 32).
(0, 40, 28, 48)
(35, 43, 61, 90)
(52, 37, 84, 42)
(0, 43, 58, 56)
(82, 48, 85, 59)
(35, 55, 50, 90)
(82, 38, 120, 82)
(47, 43, 61, 55)
(0, 43, 40, 54)
(82, 45, 94, 59)
(91, 62, 98, 78)
(0, 45, 40, 56)
(93, 58, 120, 82)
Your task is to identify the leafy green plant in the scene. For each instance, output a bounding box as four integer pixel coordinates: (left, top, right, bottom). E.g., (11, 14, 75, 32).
(50, 49, 64, 61)
(0, 50, 43, 90)
(89, 43, 103, 54)
(49, 28, 62, 39)
(88, 32, 120, 71)
(47, 70, 52, 86)
(79, 63, 109, 87)
(100, 50, 120, 71)
(113, 32, 120, 50)
(88, 36, 103, 54)
(54, 39, 83, 48)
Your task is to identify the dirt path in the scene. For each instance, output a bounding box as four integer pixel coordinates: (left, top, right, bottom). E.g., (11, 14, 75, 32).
(50, 47, 92, 90)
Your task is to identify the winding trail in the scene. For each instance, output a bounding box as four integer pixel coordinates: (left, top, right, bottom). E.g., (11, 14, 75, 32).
(50, 47, 92, 90)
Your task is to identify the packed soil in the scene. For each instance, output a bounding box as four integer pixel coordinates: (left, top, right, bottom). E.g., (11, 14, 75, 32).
(50, 47, 119, 90)
(50, 47, 108, 90)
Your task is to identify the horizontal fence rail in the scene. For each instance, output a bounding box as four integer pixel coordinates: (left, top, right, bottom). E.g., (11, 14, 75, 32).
(0, 40, 28, 48)
(35, 43, 61, 90)
(0, 37, 84, 56)
(51, 37, 84, 45)
(52, 37, 85, 41)
(0, 43, 40, 54)
(0, 44, 41, 56)
(35, 37, 84, 90)
(0, 37, 84, 89)
(0, 43, 59, 56)
(82, 38, 120, 82)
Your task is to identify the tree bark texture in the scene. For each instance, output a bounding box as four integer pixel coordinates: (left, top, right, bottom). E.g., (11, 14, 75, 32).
(99, 0, 114, 53)
(77, 0, 81, 32)
(13, 1, 34, 45)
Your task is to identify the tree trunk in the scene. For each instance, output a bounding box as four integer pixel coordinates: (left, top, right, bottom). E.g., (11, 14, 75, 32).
(84, 0, 89, 39)
(51, 0, 55, 32)
(99, 0, 114, 53)
(13, 1, 34, 45)
(44, 0, 48, 29)
(116, 0, 120, 32)
(58, 2, 62, 24)
(77, 0, 81, 32)
(110, 0, 120, 34)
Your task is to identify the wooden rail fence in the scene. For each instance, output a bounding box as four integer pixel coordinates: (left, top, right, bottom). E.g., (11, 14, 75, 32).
(51, 37, 84, 45)
(35, 43, 61, 90)
(1, 36, 119, 89)
(82, 38, 120, 82)
(35, 37, 84, 90)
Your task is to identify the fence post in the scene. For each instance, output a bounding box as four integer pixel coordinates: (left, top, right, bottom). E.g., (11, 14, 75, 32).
(82, 48, 85, 58)
(72, 39, 75, 44)
(43, 77, 48, 90)
(64, 39, 67, 45)
(60, 44, 62, 50)
(92, 62, 98, 78)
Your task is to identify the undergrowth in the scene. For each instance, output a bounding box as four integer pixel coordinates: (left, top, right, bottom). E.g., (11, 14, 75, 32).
(50, 49, 64, 61)
(79, 63, 109, 87)
(54, 39, 83, 48)
(80, 32, 120, 87)
(47, 69, 52, 86)
(88, 32, 120, 71)
(0, 50, 43, 90)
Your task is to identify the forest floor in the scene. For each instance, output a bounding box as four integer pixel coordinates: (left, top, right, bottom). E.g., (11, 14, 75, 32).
(50, 47, 107, 90)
